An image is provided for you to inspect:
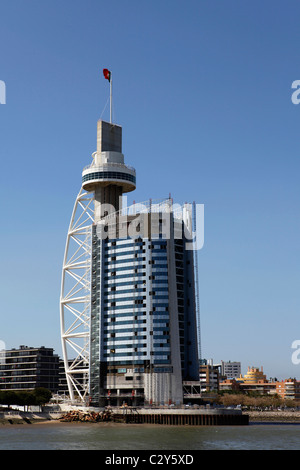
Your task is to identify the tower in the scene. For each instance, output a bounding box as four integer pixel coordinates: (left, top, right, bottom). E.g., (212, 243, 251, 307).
(82, 120, 136, 218)
(60, 117, 200, 406)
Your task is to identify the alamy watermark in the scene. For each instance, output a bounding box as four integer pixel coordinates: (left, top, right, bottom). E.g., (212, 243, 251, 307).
(291, 80, 300, 104)
(0, 80, 6, 104)
(291, 340, 300, 365)
(95, 200, 204, 251)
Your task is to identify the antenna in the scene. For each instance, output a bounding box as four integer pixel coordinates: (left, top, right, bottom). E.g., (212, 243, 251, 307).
(110, 73, 112, 123)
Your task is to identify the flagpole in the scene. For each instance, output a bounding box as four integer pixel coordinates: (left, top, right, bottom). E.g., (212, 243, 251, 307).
(110, 73, 112, 123)
(103, 68, 112, 123)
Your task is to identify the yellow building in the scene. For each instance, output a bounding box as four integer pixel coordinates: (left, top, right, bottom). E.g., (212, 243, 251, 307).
(220, 366, 273, 395)
(237, 366, 267, 384)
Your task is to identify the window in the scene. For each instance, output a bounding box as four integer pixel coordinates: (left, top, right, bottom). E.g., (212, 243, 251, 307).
(82, 171, 136, 185)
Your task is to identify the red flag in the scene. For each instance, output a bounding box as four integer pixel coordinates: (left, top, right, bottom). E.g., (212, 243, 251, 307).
(103, 68, 111, 82)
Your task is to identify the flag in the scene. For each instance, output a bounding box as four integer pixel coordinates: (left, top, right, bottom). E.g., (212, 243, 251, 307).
(103, 68, 111, 82)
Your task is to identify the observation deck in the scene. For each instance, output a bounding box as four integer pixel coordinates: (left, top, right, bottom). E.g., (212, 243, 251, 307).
(82, 158, 136, 193)
(82, 120, 136, 194)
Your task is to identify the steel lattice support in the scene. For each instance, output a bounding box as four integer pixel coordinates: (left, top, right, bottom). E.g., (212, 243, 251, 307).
(60, 189, 94, 402)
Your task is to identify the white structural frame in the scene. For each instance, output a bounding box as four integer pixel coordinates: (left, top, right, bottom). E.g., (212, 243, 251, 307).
(60, 189, 94, 402)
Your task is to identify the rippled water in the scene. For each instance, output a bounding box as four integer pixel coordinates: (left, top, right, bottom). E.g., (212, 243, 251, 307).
(0, 422, 299, 450)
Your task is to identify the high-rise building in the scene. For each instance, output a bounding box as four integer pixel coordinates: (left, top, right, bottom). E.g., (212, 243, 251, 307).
(60, 117, 200, 406)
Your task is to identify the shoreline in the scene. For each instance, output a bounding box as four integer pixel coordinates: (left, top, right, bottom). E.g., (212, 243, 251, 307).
(1, 410, 300, 426)
(247, 410, 300, 423)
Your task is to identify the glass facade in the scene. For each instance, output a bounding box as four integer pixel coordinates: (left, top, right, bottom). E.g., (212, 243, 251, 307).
(101, 238, 170, 366)
(63, 119, 200, 405)
(88, 216, 199, 406)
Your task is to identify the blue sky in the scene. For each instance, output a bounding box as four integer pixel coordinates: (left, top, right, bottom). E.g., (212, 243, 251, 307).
(0, 0, 299, 379)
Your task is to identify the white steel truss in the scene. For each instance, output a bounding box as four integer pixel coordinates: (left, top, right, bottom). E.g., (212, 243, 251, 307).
(60, 189, 94, 402)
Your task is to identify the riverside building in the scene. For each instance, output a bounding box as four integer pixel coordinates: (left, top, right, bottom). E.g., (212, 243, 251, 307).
(60, 113, 201, 406)
(220, 360, 241, 379)
(0, 345, 59, 393)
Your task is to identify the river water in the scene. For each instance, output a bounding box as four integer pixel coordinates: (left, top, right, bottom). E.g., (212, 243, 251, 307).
(0, 422, 299, 451)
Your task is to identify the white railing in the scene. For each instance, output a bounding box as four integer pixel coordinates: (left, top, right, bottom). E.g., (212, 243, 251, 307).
(83, 162, 136, 175)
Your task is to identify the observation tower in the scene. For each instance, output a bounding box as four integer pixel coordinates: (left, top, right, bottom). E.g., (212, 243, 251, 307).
(82, 119, 136, 218)
(60, 116, 136, 402)
(60, 71, 200, 405)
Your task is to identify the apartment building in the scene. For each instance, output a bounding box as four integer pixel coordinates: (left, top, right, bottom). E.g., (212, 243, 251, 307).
(0, 345, 59, 393)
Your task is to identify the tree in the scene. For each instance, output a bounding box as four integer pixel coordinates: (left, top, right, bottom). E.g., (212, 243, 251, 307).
(32, 388, 52, 410)
(0, 391, 17, 408)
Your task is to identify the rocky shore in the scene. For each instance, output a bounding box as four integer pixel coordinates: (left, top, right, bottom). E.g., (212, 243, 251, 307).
(247, 410, 300, 423)
(59, 409, 112, 423)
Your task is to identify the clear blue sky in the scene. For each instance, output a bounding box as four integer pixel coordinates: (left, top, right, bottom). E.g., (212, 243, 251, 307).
(0, 0, 299, 380)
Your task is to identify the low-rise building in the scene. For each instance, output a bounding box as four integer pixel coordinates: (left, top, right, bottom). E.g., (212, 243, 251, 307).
(219, 366, 300, 400)
(0, 345, 59, 393)
(220, 361, 241, 379)
(275, 379, 300, 400)
(236, 366, 267, 384)
(219, 378, 241, 392)
(199, 362, 219, 392)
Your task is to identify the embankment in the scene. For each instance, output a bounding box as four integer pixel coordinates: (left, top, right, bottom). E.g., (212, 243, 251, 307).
(247, 410, 300, 423)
